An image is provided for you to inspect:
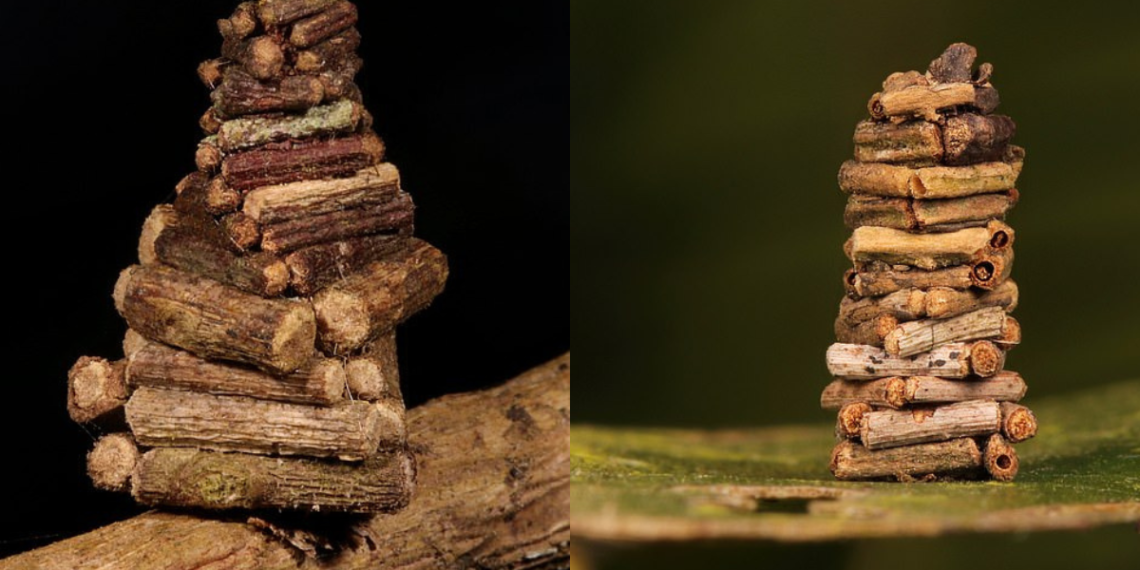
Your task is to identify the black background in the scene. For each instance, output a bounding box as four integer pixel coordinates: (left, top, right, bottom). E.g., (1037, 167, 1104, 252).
(0, 1, 567, 556)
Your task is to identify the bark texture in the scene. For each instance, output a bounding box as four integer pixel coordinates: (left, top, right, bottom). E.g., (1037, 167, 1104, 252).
(983, 433, 1019, 481)
(243, 164, 400, 224)
(883, 306, 1008, 357)
(218, 99, 362, 152)
(150, 212, 290, 297)
(222, 133, 384, 191)
(113, 264, 316, 374)
(1000, 402, 1038, 443)
(3, 353, 571, 570)
(838, 156, 1021, 199)
(87, 434, 139, 492)
(260, 195, 414, 254)
(125, 387, 400, 461)
(849, 221, 1013, 271)
(852, 120, 942, 166)
(345, 333, 401, 402)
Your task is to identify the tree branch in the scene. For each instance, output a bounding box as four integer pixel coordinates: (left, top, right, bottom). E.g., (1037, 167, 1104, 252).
(1, 353, 570, 570)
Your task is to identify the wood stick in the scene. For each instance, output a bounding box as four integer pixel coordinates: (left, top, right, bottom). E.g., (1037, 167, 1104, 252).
(289, 0, 358, 48)
(212, 69, 324, 119)
(838, 280, 1017, 325)
(883, 306, 1008, 357)
(87, 434, 139, 493)
(859, 400, 1002, 450)
(833, 313, 897, 346)
(838, 155, 1021, 199)
(127, 340, 346, 406)
(997, 315, 1021, 350)
(852, 119, 942, 166)
(137, 204, 177, 265)
(222, 212, 262, 250)
(317, 65, 363, 102)
(846, 246, 1014, 296)
(198, 107, 223, 135)
(221, 35, 285, 81)
(942, 114, 1016, 166)
(132, 446, 414, 513)
(825, 341, 1005, 380)
(314, 239, 448, 354)
(122, 329, 147, 360)
(296, 27, 362, 73)
(113, 264, 316, 374)
(222, 133, 384, 192)
(2, 353, 571, 570)
(259, 193, 414, 254)
(345, 333, 402, 403)
(1000, 402, 1037, 443)
(217, 2, 258, 40)
(837, 288, 925, 326)
(125, 387, 399, 461)
(983, 433, 1019, 481)
(257, 0, 339, 27)
(195, 136, 222, 174)
(870, 82, 975, 122)
(820, 371, 1027, 410)
(67, 357, 129, 425)
(836, 402, 872, 439)
(927, 42, 976, 83)
(243, 163, 400, 224)
(174, 174, 241, 217)
(197, 58, 227, 89)
(285, 233, 408, 295)
(150, 210, 290, 297)
(849, 220, 1013, 270)
(217, 99, 362, 152)
(831, 438, 982, 481)
(844, 191, 1016, 231)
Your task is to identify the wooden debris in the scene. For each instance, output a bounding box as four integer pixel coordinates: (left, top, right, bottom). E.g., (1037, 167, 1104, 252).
(68, 357, 129, 425)
(87, 434, 140, 493)
(1000, 402, 1037, 443)
(825, 341, 1004, 380)
(983, 433, 1019, 481)
(820, 371, 1027, 410)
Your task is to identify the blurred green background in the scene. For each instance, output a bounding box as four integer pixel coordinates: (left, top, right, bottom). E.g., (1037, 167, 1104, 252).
(572, 0, 1140, 429)
(572, 2, 1139, 566)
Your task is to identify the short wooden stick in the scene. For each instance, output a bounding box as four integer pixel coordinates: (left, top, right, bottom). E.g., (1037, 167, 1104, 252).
(852, 119, 943, 166)
(212, 69, 325, 119)
(87, 434, 140, 492)
(844, 192, 1017, 231)
(820, 371, 1026, 410)
(113, 264, 316, 374)
(836, 402, 872, 439)
(838, 153, 1022, 199)
(830, 438, 983, 481)
(313, 239, 449, 354)
(126, 387, 401, 461)
(221, 133, 384, 192)
(834, 313, 898, 346)
(127, 340, 346, 406)
(295, 28, 361, 73)
(137, 204, 177, 266)
(68, 357, 129, 425)
(345, 333, 402, 403)
(941, 114, 1016, 166)
(221, 35, 285, 81)
(883, 306, 1008, 357)
(259, 195, 414, 254)
(983, 433, 1019, 481)
(1000, 402, 1037, 443)
(257, 0, 339, 26)
(826, 341, 1004, 380)
(243, 163, 401, 224)
(996, 315, 1021, 350)
(288, 0, 358, 48)
(845, 247, 1013, 297)
(849, 220, 1013, 270)
(150, 212, 289, 297)
(217, 99, 362, 153)
(132, 447, 414, 513)
(284, 233, 408, 295)
(217, 2, 258, 41)
(859, 400, 1002, 450)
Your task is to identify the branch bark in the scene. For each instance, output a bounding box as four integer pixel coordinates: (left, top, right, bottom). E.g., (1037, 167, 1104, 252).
(1, 353, 571, 570)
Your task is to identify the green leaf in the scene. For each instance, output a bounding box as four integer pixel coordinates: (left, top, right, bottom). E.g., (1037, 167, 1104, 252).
(572, 380, 1140, 541)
